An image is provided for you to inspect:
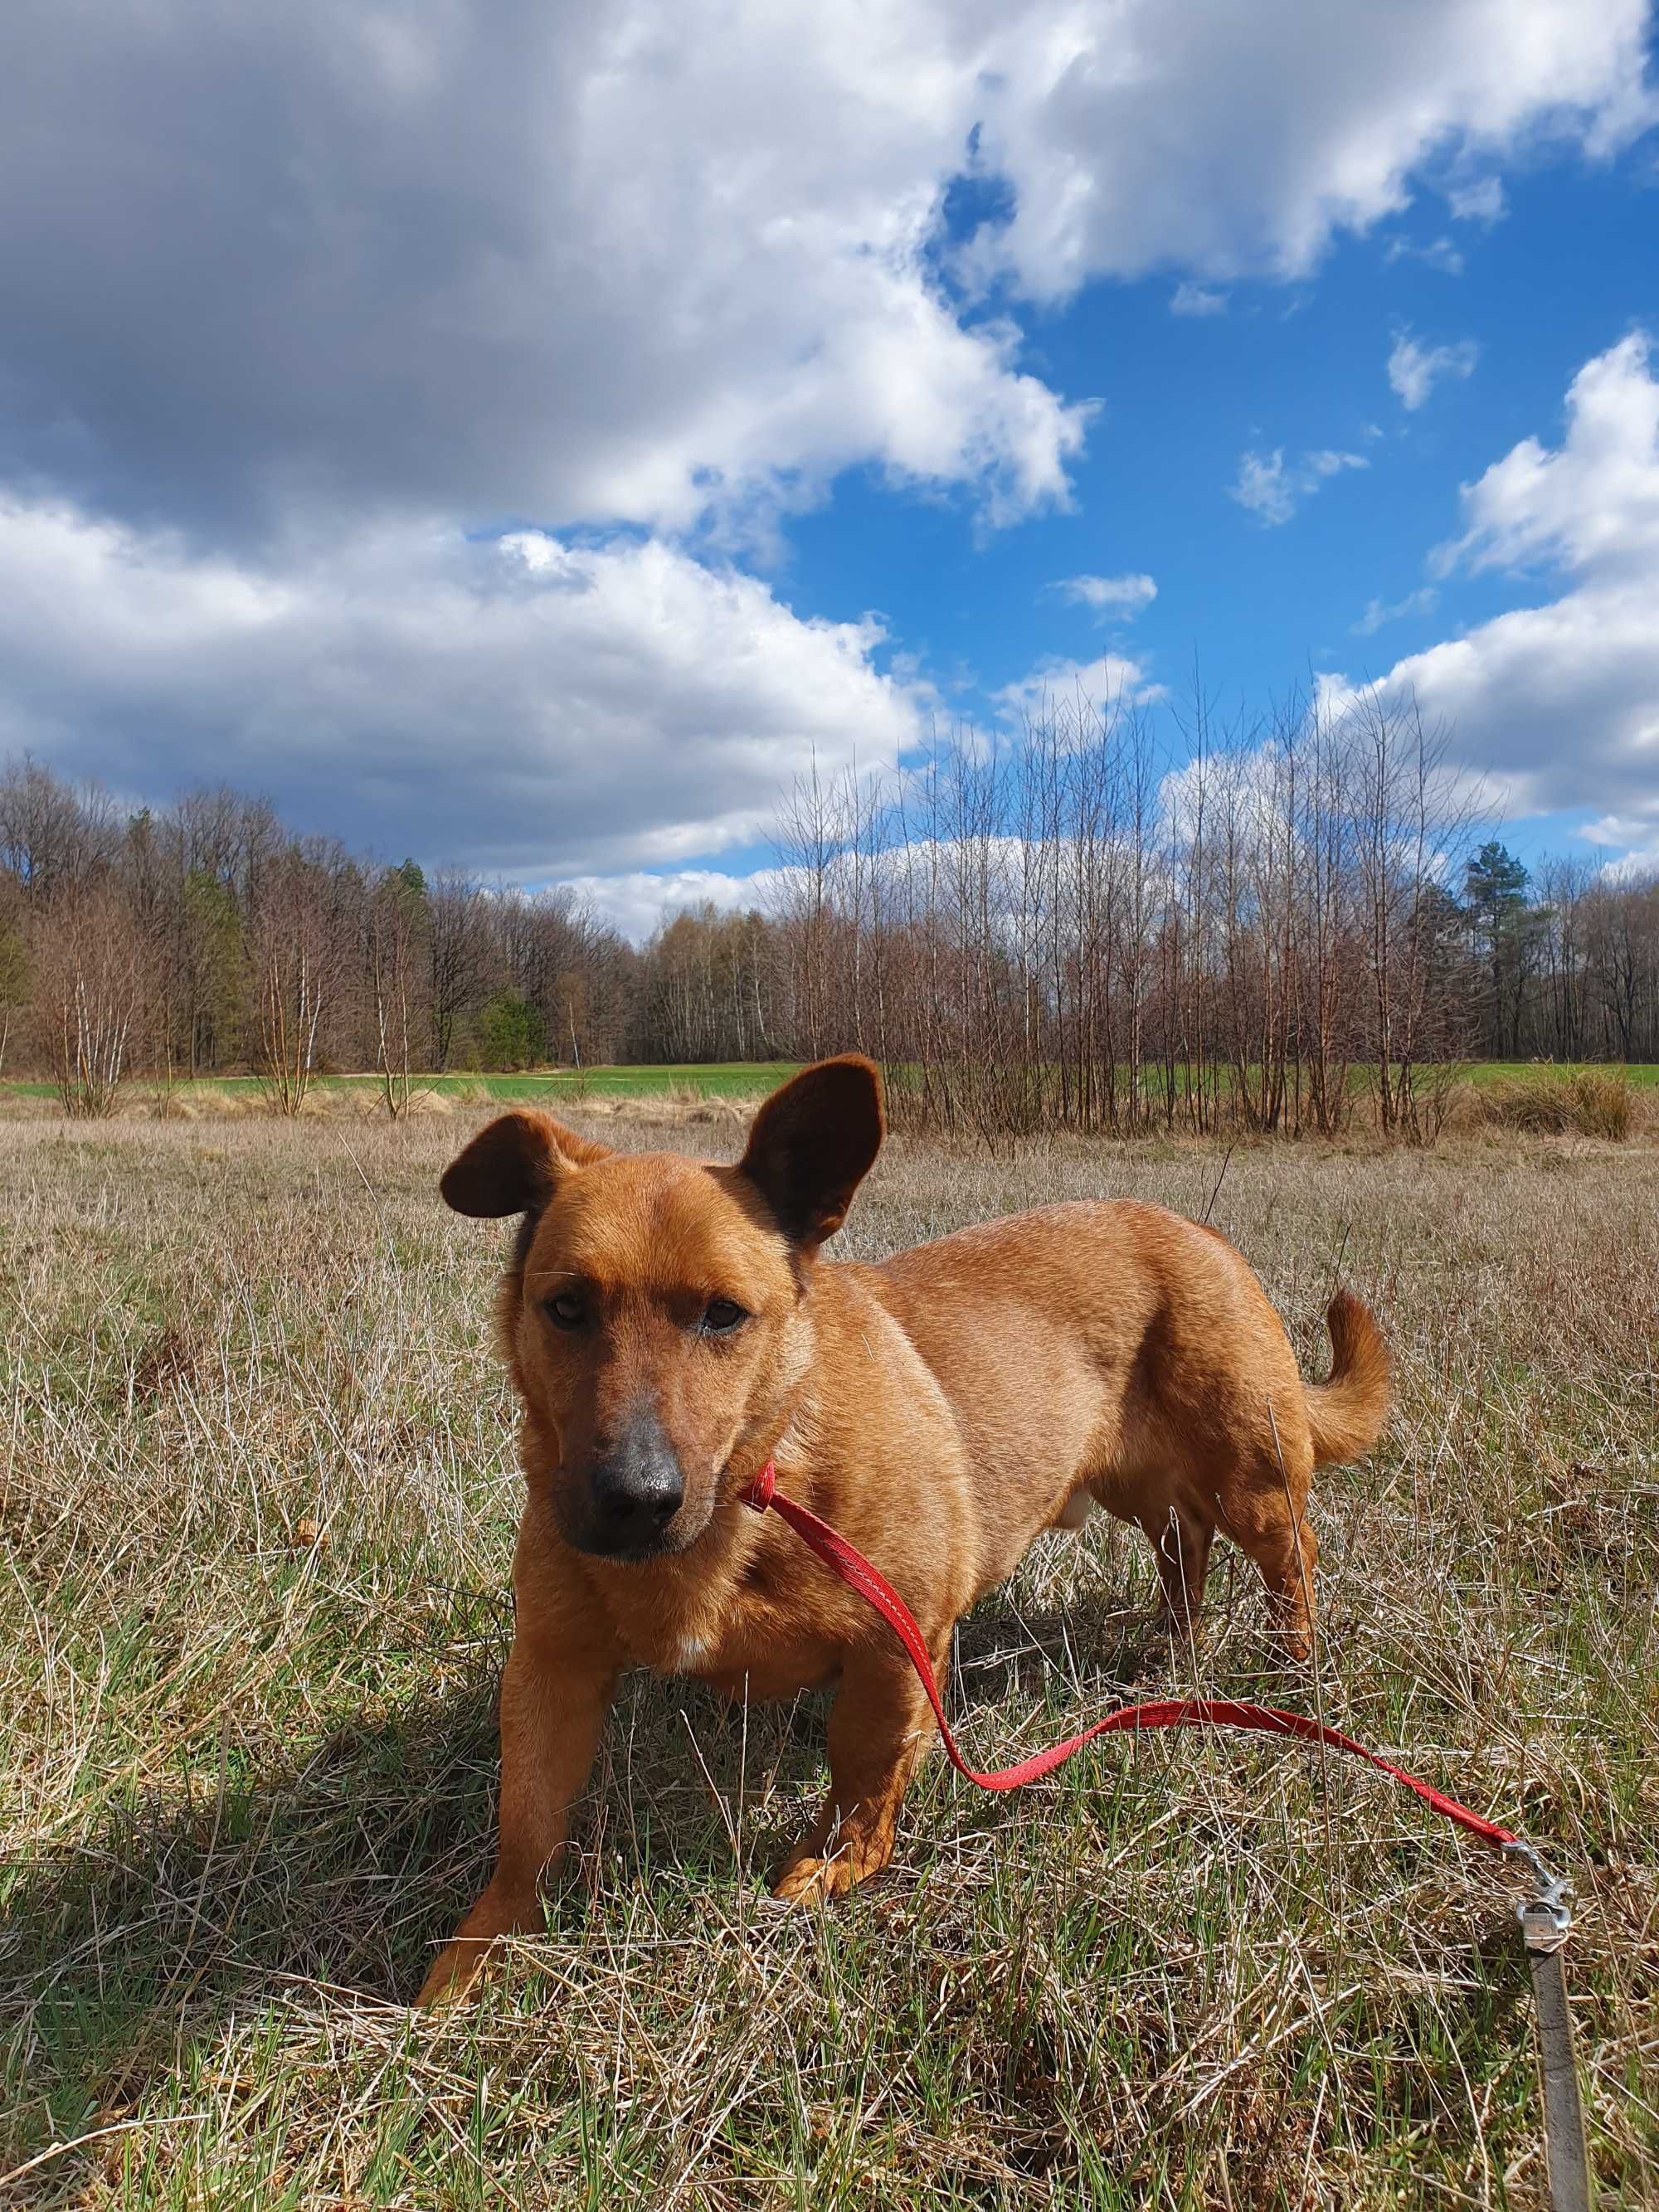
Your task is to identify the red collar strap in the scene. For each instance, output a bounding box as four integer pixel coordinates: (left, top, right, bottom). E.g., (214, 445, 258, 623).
(742, 1458, 1517, 1842)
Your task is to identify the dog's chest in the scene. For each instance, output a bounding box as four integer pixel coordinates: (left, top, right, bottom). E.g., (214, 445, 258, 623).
(618, 1575, 838, 1700)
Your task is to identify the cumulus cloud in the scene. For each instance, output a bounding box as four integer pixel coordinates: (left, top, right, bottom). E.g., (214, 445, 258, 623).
(1432, 333, 1659, 583)
(1389, 331, 1481, 410)
(1, 1, 1650, 547)
(561, 868, 786, 943)
(965, 0, 1654, 297)
(0, 2, 1087, 545)
(0, 500, 924, 877)
(995, 653, 1165, 724)
(1339, 333, 1659, 862)
(1051, 571, 1158, 615)
(1, 0, 1654, 895)
(1228, 448, 1369, 527)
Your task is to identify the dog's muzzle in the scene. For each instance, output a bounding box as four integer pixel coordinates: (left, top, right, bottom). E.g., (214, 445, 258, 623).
(572, 1408, 687, 1558)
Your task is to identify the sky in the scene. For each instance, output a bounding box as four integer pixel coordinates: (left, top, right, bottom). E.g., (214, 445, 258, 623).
(2, 0, 1657, 940)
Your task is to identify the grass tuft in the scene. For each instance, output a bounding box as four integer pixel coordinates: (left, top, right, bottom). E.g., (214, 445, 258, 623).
(1471, 1069, 1640, 1140)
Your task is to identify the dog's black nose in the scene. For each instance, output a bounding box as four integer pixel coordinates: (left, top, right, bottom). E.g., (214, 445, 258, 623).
(586, 1414, 684, 1552)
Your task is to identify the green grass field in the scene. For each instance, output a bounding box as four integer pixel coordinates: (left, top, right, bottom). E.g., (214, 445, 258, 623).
(1, 1106, 1653, 2205)
(0, 1062, 801, 1106)
(2, 1059, 1656, 1126)
(1462, 1060, 1659, 1087)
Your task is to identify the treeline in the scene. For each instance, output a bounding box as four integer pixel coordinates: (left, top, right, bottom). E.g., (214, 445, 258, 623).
(0, 760, 635, 1114)
(757, 687, 1659, 1139)
(2, 700, 1656, 1130)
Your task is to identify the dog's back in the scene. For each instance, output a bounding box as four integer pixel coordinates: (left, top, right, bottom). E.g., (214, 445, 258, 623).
(871, 1198, 1388, 1617)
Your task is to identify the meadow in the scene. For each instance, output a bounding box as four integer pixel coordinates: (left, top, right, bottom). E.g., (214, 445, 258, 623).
(2, 1059, 1655, 1121)
(1, 1106, 1654, 2207)
(0, 1065, 798, 1111)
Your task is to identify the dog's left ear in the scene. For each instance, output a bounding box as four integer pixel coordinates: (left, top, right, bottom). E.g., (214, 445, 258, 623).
(738, 1056, 884, 1253)
(440, 1111, 611, 1219)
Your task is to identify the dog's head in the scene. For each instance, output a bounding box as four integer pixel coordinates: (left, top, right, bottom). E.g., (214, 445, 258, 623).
(440, 1057, 883, 1561)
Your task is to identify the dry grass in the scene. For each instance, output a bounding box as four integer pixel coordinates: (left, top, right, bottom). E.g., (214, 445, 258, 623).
(1464, 1071, 1641, 1142)
(1, 1114, 1655, 2209)
(0, 1080, 758, 1134)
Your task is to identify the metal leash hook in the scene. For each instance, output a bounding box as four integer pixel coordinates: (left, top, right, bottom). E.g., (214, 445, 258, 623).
(1505, 1841, 1593, 2212)
(1506, 1838, 1574, 1951)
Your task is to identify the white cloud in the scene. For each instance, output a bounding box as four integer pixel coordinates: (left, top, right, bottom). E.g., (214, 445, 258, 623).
(0, 499, 925, 877)
(1447, 175, 1508, 224)
(1052, 571, 1158, 615)
(1389, 331, 1481, 410)
(1230, 454, 1298, 527)
(965, 0, 1655, 298)
(1, 0, 1655, 892)
(561, 868, 786, 943)
(0, 1, 1652, 551)
(1335, 333, 1659, 862)
(1432, 332, 1659, 582)
(1352, 586, 1439, 635)
(1170, 281, 1228, 317)
(1384, 234, 1466, 273)
(0, 3, 1091, 546)
(1228, 447, 1369, 527)
(995, 653, 1165, 724)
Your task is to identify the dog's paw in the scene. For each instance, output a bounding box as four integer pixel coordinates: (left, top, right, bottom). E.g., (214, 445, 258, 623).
(413, 1884, 539, 2009)
(771, 1850, 860, 1904)
(771, 1826, 896, 1903)
(414, 1937, 497, 2010)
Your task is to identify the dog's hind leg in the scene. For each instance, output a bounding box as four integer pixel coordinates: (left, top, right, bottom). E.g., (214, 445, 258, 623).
(1138, 1503, 1215, 1636)
(1217, 1471, 1318, 1660)
(772, 1634, 949, 1903)
(1241, 1510, 1318, 1660)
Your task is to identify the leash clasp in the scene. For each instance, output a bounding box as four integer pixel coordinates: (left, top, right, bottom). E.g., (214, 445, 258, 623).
(1505, 1840, 1574, 1954)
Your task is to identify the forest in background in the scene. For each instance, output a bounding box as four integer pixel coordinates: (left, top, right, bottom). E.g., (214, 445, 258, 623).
(3, 681, 1656, 1135)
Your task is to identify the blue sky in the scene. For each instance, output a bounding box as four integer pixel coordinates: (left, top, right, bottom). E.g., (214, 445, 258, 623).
(1, 1, 1657, 936)
(781, 148, 1659, 873)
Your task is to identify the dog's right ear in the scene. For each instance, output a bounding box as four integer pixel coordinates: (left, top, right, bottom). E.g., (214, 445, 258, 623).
(440, 1112, 611, 1218)
(738, 1055, 884, 1253)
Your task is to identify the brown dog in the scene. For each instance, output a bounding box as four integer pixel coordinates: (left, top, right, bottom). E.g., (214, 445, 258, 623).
(416, 1056, 1389, 2005)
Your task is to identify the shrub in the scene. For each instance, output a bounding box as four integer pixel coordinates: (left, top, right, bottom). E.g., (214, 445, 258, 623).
(477, 990, 547, 1072)
(1477, 1069, 1635, 1140)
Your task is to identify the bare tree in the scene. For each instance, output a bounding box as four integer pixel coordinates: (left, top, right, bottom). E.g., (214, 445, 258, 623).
(31, 884, 153, 1116)
(0, 756, 122, 907)
(251, 858, 332, 1115)
(428, 869, 492, 1070)
(369, 862, 431, 1117)
(0, 874, 26, 1076)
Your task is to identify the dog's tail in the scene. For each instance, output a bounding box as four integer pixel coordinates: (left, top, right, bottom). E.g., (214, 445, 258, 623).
(1302, 1289, 1390, 1468)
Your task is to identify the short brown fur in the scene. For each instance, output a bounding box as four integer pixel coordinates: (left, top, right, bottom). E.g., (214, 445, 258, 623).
(416, 1057, 1389, 2005)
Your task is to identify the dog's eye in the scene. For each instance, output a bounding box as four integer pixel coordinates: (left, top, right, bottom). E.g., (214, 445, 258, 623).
(702, 1298, 747, 1335)
(545, 1291, 586, 1330)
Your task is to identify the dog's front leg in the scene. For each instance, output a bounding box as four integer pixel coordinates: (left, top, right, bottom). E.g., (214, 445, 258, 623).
(416, 1626, 616, 2007)
(773, 1638, 946, 1903)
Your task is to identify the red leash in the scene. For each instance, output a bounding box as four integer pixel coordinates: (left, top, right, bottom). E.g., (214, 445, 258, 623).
(742, 1458, 1515, 1845)
(741, 1460, 1593, 2209)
